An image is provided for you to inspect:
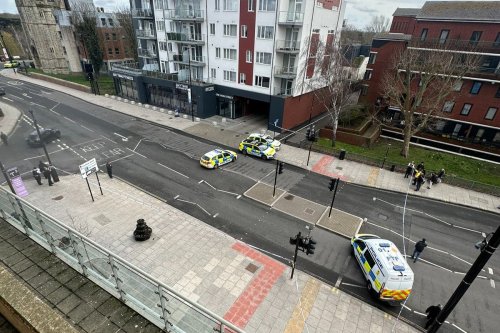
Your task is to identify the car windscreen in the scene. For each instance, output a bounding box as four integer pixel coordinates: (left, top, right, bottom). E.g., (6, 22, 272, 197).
(201, 155, 211, 161)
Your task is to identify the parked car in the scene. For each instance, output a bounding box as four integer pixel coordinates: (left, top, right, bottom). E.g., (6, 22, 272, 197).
(238, 139, 276, 159)
(200, 149, 237, 169)
(3, 61, 19, 68)
(27, 128, 61, 147)
(246, 133, 281, 151)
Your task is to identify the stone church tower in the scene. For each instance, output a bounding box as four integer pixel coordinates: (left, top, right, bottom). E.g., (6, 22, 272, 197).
(16, 0, 81, 73)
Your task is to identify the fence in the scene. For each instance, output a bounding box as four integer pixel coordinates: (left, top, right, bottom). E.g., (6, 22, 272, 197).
(0, 187, 244, 333)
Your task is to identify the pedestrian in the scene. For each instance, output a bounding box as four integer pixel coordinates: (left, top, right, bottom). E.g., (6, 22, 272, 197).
(32, 167, 42, 185)
(425, 304, 442, 329)
(38, 160, 47, 174)
(412, 169, 420, 185)
(0, 132, 7, 145)
(427, 172, 438, 189)
(106, 161, 113, 178)
(437, 168, 445, 183)
(416, 161, 425, 171)
(404, 161, 414, 178)
(43, 167, 53, 186)
(411, 238, 427, 263)
(415, 172, 425, 191)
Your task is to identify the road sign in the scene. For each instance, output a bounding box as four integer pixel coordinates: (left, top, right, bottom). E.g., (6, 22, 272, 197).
(79, 158, 99, 179)
(7, 167, 28, 197)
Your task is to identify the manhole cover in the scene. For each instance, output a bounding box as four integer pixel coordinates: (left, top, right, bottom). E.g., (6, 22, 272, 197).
(245, 263, 259, 273)
(52, 195, 64, 201)
(304, 208, 315, 215)
(284, 194, 294, 200)
(378, 214, 388, 221)
(336, 167, 343, 170)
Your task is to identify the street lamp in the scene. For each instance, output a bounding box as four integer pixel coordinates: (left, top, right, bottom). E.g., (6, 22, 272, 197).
(29, 110, 59, 182)
(187, 48, 194, 122)
(381, 143, 391, 169)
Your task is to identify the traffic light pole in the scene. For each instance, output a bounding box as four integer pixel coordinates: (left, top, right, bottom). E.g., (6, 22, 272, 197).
(29, 110, 59, 182)
(306, 141, 313, 166)
(273, 159, 279, 197)
(428, 225, 500, 333)
(328, 178, 340, 218)
(290, 232, 301, 279)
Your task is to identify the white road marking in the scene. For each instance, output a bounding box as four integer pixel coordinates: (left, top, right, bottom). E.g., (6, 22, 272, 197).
(451, 323, 468, 333)
(22, 93, 32, 99)
(6, 94, 23, 101)
(339, 282, 365, 288)
(413, 311, 426, 317)
(126, 147, 147, 158)
(98, 154, 133, 165)
(213, 213, 219, 218)
(157, 163, 189, 178)
(174, 195, 180, 200)
(30, 102, 46, 108)
(63, 116, 76, 123)
(200, 180, 241, 198)
(174, 196, 212, 216)
(2, 97, 14, 101)
(113, 132, 129, 141)
(133, 138, 145, 151)
(490, 279, 496, 288)
(198, 180, 204, 184)
(488, 268, 493, 275)
(236, 195, 241, 199)
(80, 125, 94, 132)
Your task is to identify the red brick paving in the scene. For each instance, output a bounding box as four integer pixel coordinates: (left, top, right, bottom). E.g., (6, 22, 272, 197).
(312, 155, 349, 180)
(223, 242, 286, 328)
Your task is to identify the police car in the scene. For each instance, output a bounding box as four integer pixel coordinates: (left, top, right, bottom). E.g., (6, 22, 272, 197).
(200, 149, 237, 169)
(247, 133, 281, 151)
(351, 234, 414, 303)
(238, 139, 276, 159)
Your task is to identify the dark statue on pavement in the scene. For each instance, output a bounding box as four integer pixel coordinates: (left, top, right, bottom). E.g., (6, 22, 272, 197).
(133, 218, 152, 241)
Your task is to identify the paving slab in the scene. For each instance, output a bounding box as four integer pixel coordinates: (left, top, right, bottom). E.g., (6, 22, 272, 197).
(244, 182, 285, 206)
(272, 194, 326, 225)
(316, 208, 364, 238)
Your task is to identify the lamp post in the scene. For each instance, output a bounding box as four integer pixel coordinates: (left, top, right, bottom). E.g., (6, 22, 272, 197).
(381, 143, 391, 169)
(188, 48, 194, 122)
(29, 110, 59, 181)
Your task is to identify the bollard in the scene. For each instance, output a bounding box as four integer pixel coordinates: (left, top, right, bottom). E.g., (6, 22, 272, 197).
(212, 121, 217, 126)
(105, 94, 109, 98)
(159, 108, 165, 112)
(168, 110, 173, 115)
(131, 101, 135, 105)
(123, 99, 128, 103)
(182, 114, 188, 119)
(152, 106, 157, 111)
(133, 219, 152, 241)
(195, 117, 200, 122)
(222, 117, 227, 123)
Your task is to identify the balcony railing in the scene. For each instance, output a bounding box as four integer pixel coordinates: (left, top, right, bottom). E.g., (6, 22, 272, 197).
(169, 54, 206, 65)
(164, 9, 204, 21)
(132, 9, 153, 18)
(135, 29, 156, 39)
(275, 66, 297, 78)
(137, 48, 158, 58)
(275, 86, 294, 96)
(276, 40, 301, 53)
(0, 187, 244, 333)
(166, 32, 205, 43)
(410, 37, 500, 54)
(278, 11, 304, 25)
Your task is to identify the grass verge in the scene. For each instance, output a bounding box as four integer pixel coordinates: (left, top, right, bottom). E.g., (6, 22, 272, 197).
(28, 69, 115, 95)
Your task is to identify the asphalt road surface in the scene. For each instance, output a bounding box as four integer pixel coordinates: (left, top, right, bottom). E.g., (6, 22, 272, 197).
(1, 76, 499, 333)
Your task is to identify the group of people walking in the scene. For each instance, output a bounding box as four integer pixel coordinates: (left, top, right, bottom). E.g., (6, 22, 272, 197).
(32, 161, 55, 186)
(404, 161, 445, 192)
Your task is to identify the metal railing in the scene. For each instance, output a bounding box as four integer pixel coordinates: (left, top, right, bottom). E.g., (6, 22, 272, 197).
(169, 54, 206, 65)
(166, 32, 205, 43)
(135, 29, 156, 38)
(164, 9, 204, 20)
(275, 40, 301, 52)
(278, 11, 304, 25)
(410, 37, 500, 54)
(137, 48, 158, 58)
(132, 9, 154, 18)
(0, 187, 244, 333)
(275, 66, 297, 77)
(274, 86, 293, 96)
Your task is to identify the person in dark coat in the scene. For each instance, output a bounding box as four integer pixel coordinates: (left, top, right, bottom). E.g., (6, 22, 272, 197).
(416, 161, 425, 171)
(415, 172, 425, 191)
(106, 162, 113, 178)
(411, 238, 427, 263)
(425, 304, 442, 329)
(404, 161, 414, 178)
(43, 167, 53, 186)
(437, 168, 445, 183)
(0, 132, 7, 145)
(32, 167, 42, 185)
(38, 161, 47, 175)
(428, 172, 438, 189)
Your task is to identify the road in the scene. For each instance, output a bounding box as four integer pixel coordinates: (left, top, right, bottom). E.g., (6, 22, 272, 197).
(1, 76, 499, 333)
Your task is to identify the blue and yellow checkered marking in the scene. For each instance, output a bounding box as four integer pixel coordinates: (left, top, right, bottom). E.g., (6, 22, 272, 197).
(354, 243, 382, 292)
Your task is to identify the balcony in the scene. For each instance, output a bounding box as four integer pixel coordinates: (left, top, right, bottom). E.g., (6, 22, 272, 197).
(278, 11, 304, 25)
(166, 32, 205, 44)
(410, 38, 500, 55)
(135, 29, 156, 39)
(169, 54, 206, 66)
(137, 48, 158, 58)
(274, 66, 297, 79)
(274, 86, 293, 96)
(164, 9, 204, 21)
(132, 9, 153, 18)
(276, 40, 301, 53)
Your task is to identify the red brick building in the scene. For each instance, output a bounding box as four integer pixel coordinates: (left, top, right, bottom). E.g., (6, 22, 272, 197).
(361, 1, 500, 150)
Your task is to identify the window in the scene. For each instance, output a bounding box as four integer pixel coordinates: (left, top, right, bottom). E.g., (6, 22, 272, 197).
(420, 28, 428, 41)
(215, 47, 221, 58)
(101, 18, 106, 26)
(58, 31, 62, 39)
(223, 70, 236, 81)
(368, 52, 377, 64)
(258, 0, 276, 11)
(439, 29, 449, 44)
(470, 31, 482, 45)
(257, 26, 274, 39)
(363, 69, 372, 80)
(442, 101, 454, 113)
(223, 0, 237, 11)
(470, 81, 482, 94)
(223, 48, 237, 60)
(494, 32, 500, 47)
(156, 20, 165, 31)
(241, 25, 247, 38)
(210, 23, 215, 35)
(50, 47, 54, 53)
(211, 68, 216, 79)
(453, 80, 463, 91)
(255, 75, 270, 88)
(364, 251, 376, 268)
(167, 43, 172, 51)
(112, 33, 117, 40)
(62, 46, 66, 55)
(496, 86, 500, 98)
(215, 0, 220, 10)
(115, 48, 120, 54)
(248, 0, 254, 11)
(159, 42, 168, 51)
(223, 24, 237, 37)
(108, 18, 114, 26)
(240, 73, 246, 83)
(485, 107, 497, 120)
(460, 103, 472, 116)
(354, 240, 366, 251)
(108, 48, 113, 55)
(361, 84, 369, 96)
(246, 50, 252, 63)
(105, 33, 110, 40)
(255, 52, 271, 64)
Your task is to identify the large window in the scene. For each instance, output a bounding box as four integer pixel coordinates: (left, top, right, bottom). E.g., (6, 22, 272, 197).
(255, 52, 271, 64)
(223, 70, 236, 82)
(420, 28, 428, 41)
(210, 23, 215, 35)
(254, 75, 270, 88)
(223, 0, 237, 11)
(246, 50, 252, 63)
(368, 52, 377, 64)
(215, 47, 221, 58)
(248, 0, 254, 11)
(211, 68, 216, 78)
(257, 26, 274, 39)
(494, 32, 500, 47)
(485, 107, 497, 120)
(258, 0, 276, 11)
(223, 48, 237, 60)
(223, 24, 237, 37)
(460, 103, 472, 116)
(363, 69, 372, 80)
(241, 25, 247, 38)
(156, 20, 165, 31)
(470, 31, 482, 45)
(240, 73, 246, 83)
(215, 0, 220, 10)
(439, 29, 449, 44)
(453, 80, 463, 91)
(470, 81, 482, 94)
(442, 101, 454, 112)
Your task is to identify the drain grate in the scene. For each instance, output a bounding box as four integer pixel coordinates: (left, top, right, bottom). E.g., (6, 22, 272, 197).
(245, 263, 259, 273)
(284, 194, 294, 200)
(52, 195, 64, 201)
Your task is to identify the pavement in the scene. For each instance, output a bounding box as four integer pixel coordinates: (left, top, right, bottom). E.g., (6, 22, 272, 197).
(0, 69, 499, 333)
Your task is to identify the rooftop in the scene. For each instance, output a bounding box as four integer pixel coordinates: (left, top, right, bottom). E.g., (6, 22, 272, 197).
(393, 8, 420, 17)
(417, 1, 500, 22)
(373, 32, 412, 41)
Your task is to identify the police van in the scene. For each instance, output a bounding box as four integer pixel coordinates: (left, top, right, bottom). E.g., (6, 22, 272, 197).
(351, 234, 414, 303)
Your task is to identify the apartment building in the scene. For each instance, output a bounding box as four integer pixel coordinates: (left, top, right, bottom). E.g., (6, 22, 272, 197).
(361, 1, 500, 149)
(113, 0, 345, 130)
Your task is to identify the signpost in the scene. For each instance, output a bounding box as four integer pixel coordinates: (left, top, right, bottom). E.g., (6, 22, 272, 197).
(79, 158, 102, 201)
(6, 167, 29, 197)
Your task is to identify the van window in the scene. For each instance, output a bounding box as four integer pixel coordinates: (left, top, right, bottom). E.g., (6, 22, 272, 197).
(364, 250, 376, 268)
(354, 240, 366, 251)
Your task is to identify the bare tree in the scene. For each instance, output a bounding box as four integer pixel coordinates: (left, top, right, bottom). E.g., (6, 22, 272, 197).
(70, 0, 103, 74)
(298, 36, 360, 146)
(365, 15, 391, 34)
(115, 6, 138, 62)
(378, 41, 480, 157)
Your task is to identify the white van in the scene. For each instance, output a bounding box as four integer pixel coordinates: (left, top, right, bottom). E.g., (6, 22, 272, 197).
(351, 234, 414, 302)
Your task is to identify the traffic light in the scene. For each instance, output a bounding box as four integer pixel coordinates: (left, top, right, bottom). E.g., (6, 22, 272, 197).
(328, 178, 336, 191)
(306, 127, 311, 141)
(305, 237, 316, 255)
(289, 235, 298, 245)
(310, 126, 316, 141)
(278, 162, 285, 174)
